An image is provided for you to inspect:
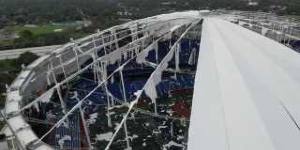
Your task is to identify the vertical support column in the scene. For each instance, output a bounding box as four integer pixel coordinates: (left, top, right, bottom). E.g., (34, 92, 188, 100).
(100, 61, 112, 127)
(118, 63, 133, 149)
(71, 38, 81, 72)
(113, 29, 119, 50)
(110, 94, 115, 106)
(58, 56, 67, 79)
(50, 61, 68, 123)
(11, 139, 16, 150)
(278, 24, 283, 42)
(170, 121, 174, 137)
(131, 23, 138, 41)
(0, 111, 26, 150)
(271, 23, 276, 40)
(92, 54, 98, 82)
(73, 46, 81, 71)
(154, 99, 158, 115)
(99, 30, 107, 55)
(93, 34, 99, 82)
(46, 64, 52, 86)
(93, 34, 97, 48)
(175, 43, 180, 79)
(287, 27, 292, 46)
(104, 83, 112, 127)
(119, 69, 127, 103)
(78, 99, 92, 149)
(123, 120, 131, 150)
(283, 25, 287, 44)
(96, 61, 102, 83)
(155, 41, 159, 64)
(280, 24, 284, 43)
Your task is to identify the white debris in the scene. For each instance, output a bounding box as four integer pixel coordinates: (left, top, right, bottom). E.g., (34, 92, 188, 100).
(152, 129, 161, 135)
(54, 29, 63, 32)
(110, 75, 114, 83)
(106, 111, 115, 117)
(70, 91, 80, 101)
(127, 134, 139, 141)
(61, 120, 69, 128)
(133, 90, 143, 97)
(166, 110, 174, 115)
(177, 135, 184, 140)
(46, 111, 56, 120)
(33, 102, 40, 112)
(158, 126, 168, 130)
(95, 132, 113, 141)
(124, 147, 133, 150)
(58, 135, 71, 149)
(163, 141, 185, 149)
(87, 113, 98, 125)
(114, 123, 120, 131)
(40, 88, 54, 103)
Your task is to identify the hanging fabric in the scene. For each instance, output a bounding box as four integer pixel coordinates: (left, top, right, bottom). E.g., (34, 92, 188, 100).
(188, 47, 197, 65)
(144, 45, 175, 103)
(154, 42, 159, 63)
(175, 43, 181, 72)
(136, 41, 156, 64)
(261, 27, 269, 36)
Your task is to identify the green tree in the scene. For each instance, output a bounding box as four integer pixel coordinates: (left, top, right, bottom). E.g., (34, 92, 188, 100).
(19, 30, 34, 40)
(16, 51, 39, 66)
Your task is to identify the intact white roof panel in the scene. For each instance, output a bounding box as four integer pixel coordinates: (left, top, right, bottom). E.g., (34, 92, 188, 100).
(6, 91, 22, 102)
(15, 128, 38, 146)
(5, 100, 19, 114)
(7, 115, 28, 131)
(188, 18, 300, 150)
(10, 78, 25, 90)
(34, 144, 53, 150)
(18, 70, 31, 79)
(5, 91, 22, 114)
(1, 125, 12, 137)
(27, 55, 49, 69)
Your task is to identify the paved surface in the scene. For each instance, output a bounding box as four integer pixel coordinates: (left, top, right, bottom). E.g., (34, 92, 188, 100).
(0, 45, 62, 60)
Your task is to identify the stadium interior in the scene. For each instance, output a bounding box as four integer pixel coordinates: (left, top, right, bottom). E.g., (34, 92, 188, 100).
(22, 20, 202, 149)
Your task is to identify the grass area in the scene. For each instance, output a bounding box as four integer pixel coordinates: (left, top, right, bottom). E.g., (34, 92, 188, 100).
(5, 24, 68, 36)
(0, 59, 19, 72)
(0, 40, 13, 45)
(0, 40, 14, 49)
(0, 22, 89, 50)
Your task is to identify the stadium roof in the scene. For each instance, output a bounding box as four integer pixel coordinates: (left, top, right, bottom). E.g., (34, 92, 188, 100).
(188, 18, 300, 150)
(3, 10, 300, 150)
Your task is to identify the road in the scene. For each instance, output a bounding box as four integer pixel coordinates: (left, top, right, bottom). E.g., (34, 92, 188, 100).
(0, 45, 62, 60)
